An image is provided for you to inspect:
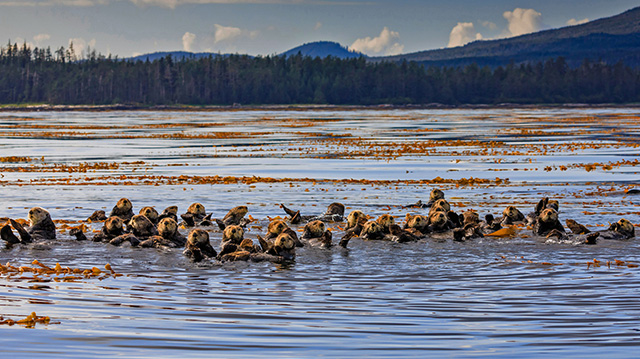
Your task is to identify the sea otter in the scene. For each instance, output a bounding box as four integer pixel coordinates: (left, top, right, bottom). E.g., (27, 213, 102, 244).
(158, 206, 179, 222)
(405, 188, 445, 208)
(404, 213, 429, 238)
(526, 197, 560, 225)
(500, 206, 525, 225)
(428, 210, 456, 233)
(87, 210, 107, 222)
(128, 214, 158, 239)
(139, 217, 186, 249)
(360, 220, 386, 241)
(181, 203, 208, 227)
(110, 198, 134, 221)
(376, 214, 395, 234)
(532, 208, 565, 236)
(215, 206, 249, 230)
(388, 224, 422, 243)
(338, 210, 368, 247)
(280, 202, 345, 224)
(566, 218, 634, 241)
(183, 228, 217, 262)
(139, 206, 159, 225)
(1, 207, 56, 244)
(92, 216, 126, 242)
(301, 220, 332, 247)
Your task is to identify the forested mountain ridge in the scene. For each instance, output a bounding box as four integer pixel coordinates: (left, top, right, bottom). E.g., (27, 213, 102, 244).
(379, 6, 640, 67)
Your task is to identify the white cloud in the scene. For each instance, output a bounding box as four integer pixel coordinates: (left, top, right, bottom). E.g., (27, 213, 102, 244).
(213, 24, 258, 43)
(447, 22, 482, 48)
(68, 37, 96, 57)
(33, 33, 51, 46)
(567, 18, 589, 26)
(314, 21, 322, 30)
(481, 21, 497, 30)
(349, 27, 404, 56)
(503, 8, 542, 37)
(182, 31, 196, 51)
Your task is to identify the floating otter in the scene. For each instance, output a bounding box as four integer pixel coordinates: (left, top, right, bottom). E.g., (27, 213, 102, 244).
(258, 231, 297, 262)
(360, 220, 386, 241)
(128, 214, 158, 239)
(183, 229, 217, 262)
(92, 216, 126, 242)
(181, 203, 208, 227)
(1, 207, 56, 244)
(215, 206, 249, 230)
(339, 210, 368, 247)
(139, 217, 186, 249)
(281, 202, 345, 224)
(404, 214, 429, 238)
(158, 206, 179, 222)
(376, 214, 394, 234)
(388, 224, 421, 243)
(527, 197, 559, 225)
(428, 210, 456, 233)
(87, 210, 107, 222)
(301, 220, 332, 247)
(405, 188, 445, 208)
(501, 206, 525, 225)
(219, 225, 262, 261)
(110, 198, 134, 221)
(139, 206, 159, 225)
(532, 208, 564, 236)
(566, 218, 635, 241)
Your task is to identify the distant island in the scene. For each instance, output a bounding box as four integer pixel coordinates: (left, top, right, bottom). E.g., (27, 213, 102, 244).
(0, 7, 639, 106)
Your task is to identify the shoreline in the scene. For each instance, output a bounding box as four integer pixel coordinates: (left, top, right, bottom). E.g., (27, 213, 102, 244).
(1, 103, 640, 112)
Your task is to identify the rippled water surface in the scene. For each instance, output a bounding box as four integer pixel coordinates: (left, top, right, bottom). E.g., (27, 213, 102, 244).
(1, 108, 640, 357)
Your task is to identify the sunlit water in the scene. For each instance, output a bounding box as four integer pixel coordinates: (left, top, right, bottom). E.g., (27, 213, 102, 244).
(0, 108, 639, 357)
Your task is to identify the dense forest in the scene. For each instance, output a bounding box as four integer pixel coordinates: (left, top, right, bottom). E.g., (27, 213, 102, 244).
(1, 41, 639, 105)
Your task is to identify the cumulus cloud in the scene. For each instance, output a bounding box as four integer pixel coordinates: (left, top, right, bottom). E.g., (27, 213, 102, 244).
(182, 32, 196, 51)
(68, 37, 96, 57)
(481, 21, 497, 30)
(567, 18, 589, 26)
(503, 8, 542, 37)
(213, 24, 258, 43)
(349, 27, 404, 56)
(447, 22, 482, 48)
(33, 33, 51, 46)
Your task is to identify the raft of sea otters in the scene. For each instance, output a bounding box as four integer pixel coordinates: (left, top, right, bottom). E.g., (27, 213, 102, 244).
(0, 189, 635, 263)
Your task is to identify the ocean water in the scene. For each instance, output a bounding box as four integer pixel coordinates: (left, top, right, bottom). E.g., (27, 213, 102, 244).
(0, 108, 639, 357)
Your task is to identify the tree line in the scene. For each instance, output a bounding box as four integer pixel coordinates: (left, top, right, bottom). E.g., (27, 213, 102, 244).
(1, 41, 639, 105)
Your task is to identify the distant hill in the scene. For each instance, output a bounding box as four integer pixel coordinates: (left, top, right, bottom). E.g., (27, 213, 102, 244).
(379, 6, 640, 67)
(280, 41, 365, 59)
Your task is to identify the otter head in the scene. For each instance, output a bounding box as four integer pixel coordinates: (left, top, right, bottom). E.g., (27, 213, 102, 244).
(546, 200, 559, 212)
(429, 189, 445, 202)
(503, 206, 519, 220)
(139, 206, 159, 223)
(362, 220, 384, 237)
(347, 210, 366, 228)
(187, 203, 206, 217)
(104, 216, 124, 236)
(540, 208, 558, 224)
(158, 217, 178, 238)
(28, 207, 51, 226)
(303, 220, 325, 238)
(376, 214, 395, 228)
(429, 199, 451, 216)
(268, 219, 288, 236)
(613, 218, 635, 237)
(429, 211, 448, 228)
(406, 214, 427, 229)
(274, 232, 296, 252)
(326, 203, 345, 216)
(462, 210, 479, 225)
(187, 228, 210, 247)
(222, 225, 245, 244)
(129, 214, 155, 234)
(115, 198, 132, 212)
(230, 205, 248, 217)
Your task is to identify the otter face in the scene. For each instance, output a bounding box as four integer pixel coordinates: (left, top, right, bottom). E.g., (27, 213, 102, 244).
(223, 225, 245, 243)
(547, 200, 559, 212)
(304, 220, 325, 238)
(430, 189, 445, 202)
(163, 206, 178, 215)
(187, 228, 210, 246)
(326, 203, 345, 216)
(116, 198, 133, 212)
(462, 210, 479, 225)
(274, 232, 296, 251)
(540, 208, 558, 223)
(347, 210, 366, 228)
(430, 211, 447, 228)
(187, 203, 206, 217)
(268, 220, 288, 236)
(616, 218, 634, 236)
(105, 216, 124, 235)
(503, 206, 518, 219)
(158, 217, 178, 237)
(140, 206, 159, 223)
(429, 199, 451, 216)
(362, 220, 383, 236)
(129, 214, 154, 232)
(376, 214, 394, 228)
(406, 214, 427, 229)
(28, 207, 51, 226)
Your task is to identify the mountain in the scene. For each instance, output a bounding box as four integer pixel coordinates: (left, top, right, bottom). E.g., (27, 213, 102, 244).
(280, 41, 365, 59)
(379, 6, 640, 67)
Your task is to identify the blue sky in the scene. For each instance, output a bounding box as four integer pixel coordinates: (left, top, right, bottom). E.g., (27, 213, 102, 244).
(0, 0, 637, 57)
